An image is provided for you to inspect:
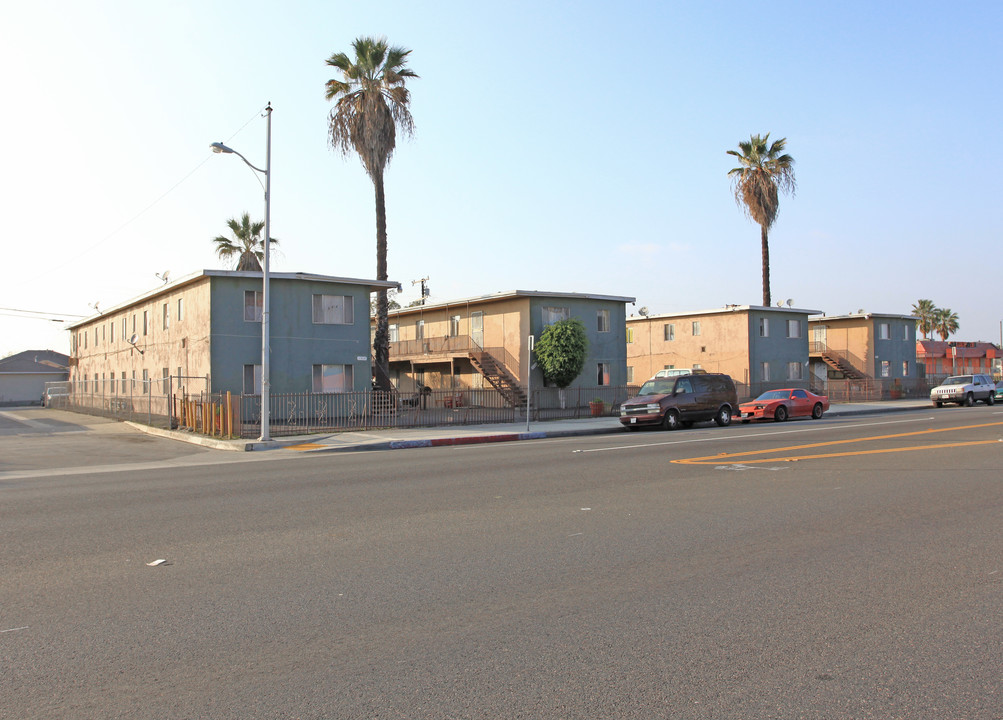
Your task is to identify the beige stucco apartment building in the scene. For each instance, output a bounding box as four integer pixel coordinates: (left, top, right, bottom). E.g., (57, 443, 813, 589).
(626, 305, 819, 398)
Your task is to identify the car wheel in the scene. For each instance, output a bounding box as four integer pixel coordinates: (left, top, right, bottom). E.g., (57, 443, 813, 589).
(934, 401, 942, 408)
(811, 403, 824, 419)
(774, 405, 788, 422)
(715, 405, 732, 427)
(662, 409, 680, 431)
(964, 393, 974, 407)
(986, 394, 995, 406)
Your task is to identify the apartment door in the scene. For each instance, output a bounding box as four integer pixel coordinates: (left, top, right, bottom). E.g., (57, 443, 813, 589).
(812, 324, 827, 349)
(471, 311, 484, 348)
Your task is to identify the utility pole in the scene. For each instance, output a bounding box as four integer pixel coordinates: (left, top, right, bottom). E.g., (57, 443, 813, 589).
(412, 277, 430, 305)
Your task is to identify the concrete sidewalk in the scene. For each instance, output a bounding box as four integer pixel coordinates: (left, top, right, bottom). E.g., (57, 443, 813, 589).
(130, 399, 936, 454)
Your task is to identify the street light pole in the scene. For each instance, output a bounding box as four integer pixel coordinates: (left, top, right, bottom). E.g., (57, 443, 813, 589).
(211, 102, 273, 442)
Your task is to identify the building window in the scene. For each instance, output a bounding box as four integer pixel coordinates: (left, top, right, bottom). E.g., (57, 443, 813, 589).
(902, 361, 910, 376)
(902, 325, 909, 341)
(879, 323, 889, 340)
(143, 310, 149, 336)
(787, 319, 802, 338)
(243, 364, 262, 395)
(122, 317, 127, 340)
(787, 362, 803, 380)
(163, 302, 170, 330)
(84, 331, 88, 349)
(313, 364, 354, 393)
(626, 328, 634, 344)
(389, 323, 399, 343)
(131, 315, 136, 335)
(110, 373, 116, 394)
(110, 322, 115, 343)
(693, 363, 702, 369)
(664, 324, 675, 341)
(312, 294, 354, 325)
(450, 315, 461, 337)
(881, 360, 890, 377)
(541, 306, 570, 327)
(178, 298, 184, 324)
(761, 362, 771, 382)
(759, 318, 769, 337)
(597, 309, 610, 333)
(627, 366, 634, 383)
(244, 291, 263, 322)
(415, 319, 424, 340)
(95, 328, 99, 346)
(692, 321, 701, 336)
(597, 362, 610, 386)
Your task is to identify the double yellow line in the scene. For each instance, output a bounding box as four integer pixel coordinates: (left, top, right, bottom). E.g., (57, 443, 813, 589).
(672, 421, 1003, 465)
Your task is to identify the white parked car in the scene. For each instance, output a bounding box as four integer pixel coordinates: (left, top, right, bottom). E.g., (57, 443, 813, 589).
(929, 374, 996, 407)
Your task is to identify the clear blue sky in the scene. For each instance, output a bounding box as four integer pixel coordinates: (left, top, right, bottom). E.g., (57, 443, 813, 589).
(2, 0, 1001, 358)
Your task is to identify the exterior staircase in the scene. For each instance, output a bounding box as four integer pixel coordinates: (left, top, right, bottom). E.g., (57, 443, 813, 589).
(469, 351, 527, 407)
(816, 351, 868, 380)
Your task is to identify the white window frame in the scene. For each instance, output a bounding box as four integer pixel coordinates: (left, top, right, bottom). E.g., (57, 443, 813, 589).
(879, 322, 890, 340)
(541, 306, 570, 327)
(450, 315, 461, 337)
(243, 364, 262, 395)
(178, 298, 184, 324)
(312, 294, 354, 325)
(902, 361, 910, 376)
(787, 319, 802, 338)
(312, 364, 354, 393)
(163, 302, 170, 330)
(664, 324, 675, 342)
(787, 361, 803, 380)
(597, 309, 610, 333)
(244, 291, 263, 323)
(692, 321, 701, 336)
(761, 361, 771, 382)
(389, 323, 399, 343)
(759, 318, 769, 337)
(597, 362, 610, 386)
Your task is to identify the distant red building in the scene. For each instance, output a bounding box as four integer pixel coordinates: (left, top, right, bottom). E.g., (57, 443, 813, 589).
(916, 340, 1001, 378)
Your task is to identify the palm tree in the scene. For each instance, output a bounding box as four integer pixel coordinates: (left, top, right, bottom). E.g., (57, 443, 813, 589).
(326, 36, 418, 390)
(933, 308, 959, 341)
(727, 134, 796, 307)
(212, 212, 278, 271)
(911, 299, 937, 339)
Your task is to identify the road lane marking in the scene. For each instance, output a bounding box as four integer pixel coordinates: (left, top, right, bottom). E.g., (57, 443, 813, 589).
(576, 416, 936, 454)
(674, 421, 1003, 465)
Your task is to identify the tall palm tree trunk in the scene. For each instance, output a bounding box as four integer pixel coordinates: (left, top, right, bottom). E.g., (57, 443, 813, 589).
(761, 224, 771, 307)
(372, 171, 391, 390)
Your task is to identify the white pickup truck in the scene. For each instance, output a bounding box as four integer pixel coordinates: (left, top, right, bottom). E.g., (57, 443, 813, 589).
(929, 374, 996, 407)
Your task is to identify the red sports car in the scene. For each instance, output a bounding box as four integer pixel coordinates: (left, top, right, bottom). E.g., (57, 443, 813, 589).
(737, 388, 829, 423)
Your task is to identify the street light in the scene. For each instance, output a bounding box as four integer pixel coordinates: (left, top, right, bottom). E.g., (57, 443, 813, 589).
(211, 102, 273, 442)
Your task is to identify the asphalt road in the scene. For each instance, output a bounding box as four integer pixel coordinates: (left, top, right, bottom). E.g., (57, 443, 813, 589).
(2, 406, 1002, 719)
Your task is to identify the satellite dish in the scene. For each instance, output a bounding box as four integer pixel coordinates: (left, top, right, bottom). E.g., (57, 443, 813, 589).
(639, 306, 649, 317)
(786, 298, 793, 308)
(129, 334, 138, 344)
(89, 301, 101, 314)
(156, 270, 171, 284)
(776, 301, 783, 307)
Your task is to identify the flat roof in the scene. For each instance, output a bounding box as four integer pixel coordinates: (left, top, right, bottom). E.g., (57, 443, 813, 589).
(67, 270, 400, 329)
(387, 289, 636, 316)
(808, 311, 915, 322)
(627, 304, 822, 322)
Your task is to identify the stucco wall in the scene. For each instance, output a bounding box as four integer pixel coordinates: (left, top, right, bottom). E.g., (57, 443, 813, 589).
(210, 276, 375, 394)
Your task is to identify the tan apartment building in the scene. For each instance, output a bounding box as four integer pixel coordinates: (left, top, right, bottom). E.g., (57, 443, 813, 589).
(808, 312, 917, 387)
(382, 290, 634, 405)
(626, 305, 820, 398)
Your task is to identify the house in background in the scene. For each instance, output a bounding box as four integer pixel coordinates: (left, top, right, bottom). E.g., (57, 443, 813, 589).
(916, 340, 1001, 379)
(67, 270, 398, 398)
(808, 312, 918, 387)
(0, 350, 70, 406)
(626, 305, 820, 398)
(382, 290, 634, 405)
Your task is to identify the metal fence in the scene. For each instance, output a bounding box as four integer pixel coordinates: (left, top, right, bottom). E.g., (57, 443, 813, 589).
(44, 376, 210, 429)
(232, 384, 642, 438)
